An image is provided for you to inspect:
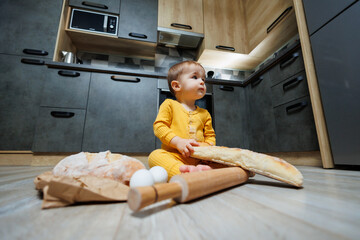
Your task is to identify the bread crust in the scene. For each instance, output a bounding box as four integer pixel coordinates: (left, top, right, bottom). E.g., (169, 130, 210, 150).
(191, 146, 303, 187)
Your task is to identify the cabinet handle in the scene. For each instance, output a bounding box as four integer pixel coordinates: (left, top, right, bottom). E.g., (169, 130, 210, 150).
(23, 49, 48, 56)
(283, 76, 304, 91)
(280, 52, 299, 69)
(58, 70, 80, 77)
(286, 101, 308, 114)
(170, 23, 192, 30)
(21, 58, 45, 65)
(251, 76, 264, 87)
(215, 45, 235, 51)
(129, 32, 147, 39)
(82, 1, 108, 9)
(219, 85, 234, 91)
(51, 111, 75, 118)
(267, 6, 292, 33)
(111, 75, 141, 83)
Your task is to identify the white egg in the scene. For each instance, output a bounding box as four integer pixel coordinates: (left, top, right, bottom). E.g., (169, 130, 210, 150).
(149, 166, 168, 183)
(129, 169, 155, 188)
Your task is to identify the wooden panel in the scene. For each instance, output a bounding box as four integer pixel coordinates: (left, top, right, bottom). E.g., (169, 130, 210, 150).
(158, 0, 204, 34)
(293, 0, 334, 168)
(203, 0, 248, 54)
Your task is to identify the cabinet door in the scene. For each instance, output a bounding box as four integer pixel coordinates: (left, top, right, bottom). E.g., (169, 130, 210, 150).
(203, 0, 247, 54)
(303, 0, 356, 35)
(69, 0, 120, 14)
(158, 0, 203, 34)
(0, 55, 47, 150)
(248, 73, 278, 152)
(213, 85, 249, 148)
(40, 69, 91, 109)
(32, 107, 86, 152)
(118, 0, 158, 43)
(310, 2, 360, 165)
(83, 73, 157, 153)
(0, 0, 62, 58)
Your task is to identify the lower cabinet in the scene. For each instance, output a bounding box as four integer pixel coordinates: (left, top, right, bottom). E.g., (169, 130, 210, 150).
(0, 54, 47, 150)
(82, 73, 157, 153)
(213, 85, 249, 148)
(32, 107, 86, 152)
(247, 72, 278, 152)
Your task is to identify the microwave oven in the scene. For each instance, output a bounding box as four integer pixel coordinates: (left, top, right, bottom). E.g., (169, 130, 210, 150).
(69, 9, 118, 36)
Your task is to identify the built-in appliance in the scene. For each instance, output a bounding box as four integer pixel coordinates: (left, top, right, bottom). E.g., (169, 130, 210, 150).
(157, 27, 204, 49)
(69, 9, 118, 36)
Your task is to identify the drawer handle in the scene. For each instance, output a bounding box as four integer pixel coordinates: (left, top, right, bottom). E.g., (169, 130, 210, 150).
(58, 70, 80, 77)
(170, 23, 192, 30)
(280, 52, 299, 69)
(51, 111, 75, 118)
(267, 6, 293, 33)
(216, 45, 235, 51)
(251, 76, 264, 87)
(129, 32, 147, 39)
(82, 1, 108, 9)
(219, 85, 234, 91)
(111, 75, 141, 83)
(23, 49, 48, 56)
(283, 76, 304, 91)
(286, 101, 308, 114)
(21, 58, 45, 65)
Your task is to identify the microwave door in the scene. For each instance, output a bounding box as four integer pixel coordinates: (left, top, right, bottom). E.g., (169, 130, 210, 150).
(71, 10, 105, 33)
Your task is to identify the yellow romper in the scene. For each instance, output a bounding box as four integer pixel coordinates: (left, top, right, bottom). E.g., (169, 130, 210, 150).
(148, 99, 216, 178)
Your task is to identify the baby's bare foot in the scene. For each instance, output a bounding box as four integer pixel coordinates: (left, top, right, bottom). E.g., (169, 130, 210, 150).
(179, 164, 212, 173)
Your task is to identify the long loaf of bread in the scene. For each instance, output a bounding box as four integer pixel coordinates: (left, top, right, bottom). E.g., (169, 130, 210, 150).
(191, 146, 303, 187)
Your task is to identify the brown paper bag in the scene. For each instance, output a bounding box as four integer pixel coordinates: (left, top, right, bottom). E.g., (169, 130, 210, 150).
(34, 172, 129, 209)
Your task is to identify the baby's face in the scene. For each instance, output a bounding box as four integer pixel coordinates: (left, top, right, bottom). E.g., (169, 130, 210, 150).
(177, 64, 206, 100)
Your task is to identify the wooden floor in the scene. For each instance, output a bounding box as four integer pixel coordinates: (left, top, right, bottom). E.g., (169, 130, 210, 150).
(0, 166, 359, 240)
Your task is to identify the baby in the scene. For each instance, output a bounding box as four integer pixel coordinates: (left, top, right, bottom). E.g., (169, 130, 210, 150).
(148, 60, 219, 179)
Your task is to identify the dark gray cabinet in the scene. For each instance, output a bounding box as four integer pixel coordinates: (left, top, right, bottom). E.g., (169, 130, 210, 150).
(309, 2, 360, 165)
(0, 55, 47, 150)
(82, 73, 157, 153)
(40, 69, 91, 109)
(0, 0, 62, 59)
(213, 85, 249, 148)
(118, 0, 158, 43)
(247, 73, 278, 152)
(32, 107, 86, 152)
(69, 0, 120, 14)
(303, 0, 356, 35)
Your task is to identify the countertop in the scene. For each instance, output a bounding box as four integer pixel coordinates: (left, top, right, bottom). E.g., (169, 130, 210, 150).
(1, 165, 360, 239)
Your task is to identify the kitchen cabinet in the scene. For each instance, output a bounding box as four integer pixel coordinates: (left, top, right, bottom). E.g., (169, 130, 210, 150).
(69, 0, 120, 14)
(309, 2, 360, 165)
(303, 0, 356, 35)
(82, 73, 157, 153)
(0, 0, 62, 59)
(118, 0, 158, 43)
(32, 107, 86, 152)
(247, 73, 278, 152)
(0, 54, 47, 150)
(158, 0, 203, 34)
(213, 85, 249, 149)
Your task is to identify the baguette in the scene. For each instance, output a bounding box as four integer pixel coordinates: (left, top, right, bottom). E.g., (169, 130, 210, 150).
(192, 146, 303, 187)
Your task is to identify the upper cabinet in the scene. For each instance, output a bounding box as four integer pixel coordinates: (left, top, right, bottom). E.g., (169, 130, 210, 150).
(68, 0, 120, 14)
(158, 0, 203, 34)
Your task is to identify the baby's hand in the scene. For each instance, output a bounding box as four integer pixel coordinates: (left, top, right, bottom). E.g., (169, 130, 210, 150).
(170, 137, 200, 157)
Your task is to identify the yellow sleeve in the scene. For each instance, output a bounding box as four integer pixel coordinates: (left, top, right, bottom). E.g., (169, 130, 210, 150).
(153, 100, 177, 145)
(203, 111, 216, 145)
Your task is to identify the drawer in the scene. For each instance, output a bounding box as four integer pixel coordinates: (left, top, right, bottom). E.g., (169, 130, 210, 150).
(269, 49, 305, 86)
(271, 71, 309, 107)
(273, 96, 319, 152)
(40, 69, 90, 109)
(69, 0, 120, 14)
(32, 107, 86, 152)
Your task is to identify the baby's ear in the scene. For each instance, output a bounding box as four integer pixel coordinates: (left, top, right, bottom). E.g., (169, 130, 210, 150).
(171, 80, 181, 92)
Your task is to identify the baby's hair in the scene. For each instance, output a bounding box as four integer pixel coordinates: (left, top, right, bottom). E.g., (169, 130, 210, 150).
(167, 60, 205, 95)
